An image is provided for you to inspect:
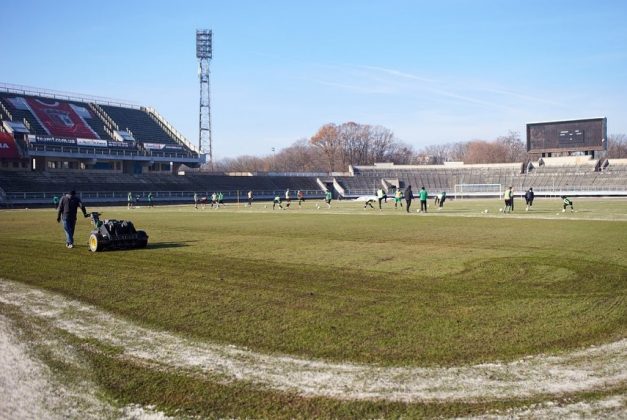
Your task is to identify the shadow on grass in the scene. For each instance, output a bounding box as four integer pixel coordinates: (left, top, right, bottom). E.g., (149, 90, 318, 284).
(147, 241, 197, 250)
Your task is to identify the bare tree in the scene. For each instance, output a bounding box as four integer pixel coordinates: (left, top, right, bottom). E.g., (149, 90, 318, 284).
(217, 126, 537, 172)
(274, 139, 326, 172)
(310, 123, 340, 172)
(607, 134, 627, 159)
(336, 122, 361, 168)
(214, 155, 269, 172)
(497, 131, 528, 162)
(368, 125, 396, 163)
(421, 144, 450, 164)
(448, 142, 469, 162)
(416, 132, 527, 164)
(463, 140, 510, 164)
(385, 141, 415, 164)
(310, 122, 406, 169)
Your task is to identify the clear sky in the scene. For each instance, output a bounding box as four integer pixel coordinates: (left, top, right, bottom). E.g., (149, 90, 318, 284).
(1, 0, 626, 158)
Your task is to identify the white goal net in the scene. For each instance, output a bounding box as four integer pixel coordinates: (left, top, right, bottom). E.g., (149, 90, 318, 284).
(454, 184, 502, 199)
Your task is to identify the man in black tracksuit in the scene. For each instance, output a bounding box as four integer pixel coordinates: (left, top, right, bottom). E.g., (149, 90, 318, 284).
(404, 185, 414, 213)
(56, 190, 88, 248)
(525, 187, 535, 211)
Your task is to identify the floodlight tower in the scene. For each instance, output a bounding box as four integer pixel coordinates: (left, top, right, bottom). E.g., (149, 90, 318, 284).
(196, 29, 213, 166)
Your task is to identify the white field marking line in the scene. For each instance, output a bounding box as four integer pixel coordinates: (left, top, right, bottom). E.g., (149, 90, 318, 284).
(1, 278, 625, 403)
(474, 395, 626, 419)
(0, 312, 172, 420)
(0, 312, 73, 420)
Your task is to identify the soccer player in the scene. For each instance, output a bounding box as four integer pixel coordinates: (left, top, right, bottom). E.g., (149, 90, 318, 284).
(394, 188, 403, 208)
(211, 192, 217, 208)
(273, 194, 283, 210)
(297, 190, 305, 207)
(561, 195, 574, 212)
(503, 186, 513, 213)
(404, 185, 413, 213)
(364, 197, 376, 209)
(376, 188, 385, 210)
(285, 189, 291, 208)
(247, 190, 253, 207)
(194, 192, 199, 209)
(419, 187, 428, 213)
(325, 190, 332, 208)
(218, 192, 224, 207)
(438, 191, 447, 209)
(525, 188, 535, 211)
(127, 192, 133, 209)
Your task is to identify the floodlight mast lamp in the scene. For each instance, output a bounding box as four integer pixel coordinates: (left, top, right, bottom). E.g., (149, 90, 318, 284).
(196, 29, 212, 167)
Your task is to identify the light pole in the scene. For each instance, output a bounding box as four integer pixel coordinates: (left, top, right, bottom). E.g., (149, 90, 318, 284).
(272, 147, 276, 171)
(196, 29, 212, 168)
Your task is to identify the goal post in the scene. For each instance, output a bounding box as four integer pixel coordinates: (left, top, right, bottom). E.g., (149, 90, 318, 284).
(454, 184, 502, 199)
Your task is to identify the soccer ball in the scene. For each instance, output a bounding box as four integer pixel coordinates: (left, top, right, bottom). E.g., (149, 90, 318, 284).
(484, 209, 488, 213)
(264, 205, 267, 209)
(316, 204, 320, 209)
(562, 209, 566, 212)
(499, 208, 503, 212)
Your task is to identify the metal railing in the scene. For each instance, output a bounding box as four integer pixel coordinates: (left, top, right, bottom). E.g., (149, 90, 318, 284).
(4, 189, 325, 204)
(27, 144, 201, 160)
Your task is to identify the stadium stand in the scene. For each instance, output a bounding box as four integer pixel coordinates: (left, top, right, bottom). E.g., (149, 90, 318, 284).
(0, 169, 323, 205)
(4, 156, 625, 207)
(1, 84, 626, 207)
(336, 161, 627, 198)
(0, 85, 200, 171)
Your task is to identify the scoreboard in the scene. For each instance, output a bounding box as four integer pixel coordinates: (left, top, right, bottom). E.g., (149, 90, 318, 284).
(526, 118, 607, 153)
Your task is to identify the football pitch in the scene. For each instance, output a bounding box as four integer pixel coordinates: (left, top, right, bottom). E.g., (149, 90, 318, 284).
(0, 197, 626, 418)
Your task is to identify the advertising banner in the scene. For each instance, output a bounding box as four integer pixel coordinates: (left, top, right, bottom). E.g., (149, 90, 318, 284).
(163, 144, 184, 151)
(143, 142, 185, 151)
(28, 134, 77, 146)
(107, 140, 136, 149)
(76, 138, 108, 147)
(142, 142, 166, 150)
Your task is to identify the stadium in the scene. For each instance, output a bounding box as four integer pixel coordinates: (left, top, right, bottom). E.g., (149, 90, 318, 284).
(1, 81, 625, 418)
(1, 4, 626, 420)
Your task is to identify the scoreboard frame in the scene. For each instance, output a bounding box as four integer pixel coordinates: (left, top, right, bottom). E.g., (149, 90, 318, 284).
(526, 117, 607, 154)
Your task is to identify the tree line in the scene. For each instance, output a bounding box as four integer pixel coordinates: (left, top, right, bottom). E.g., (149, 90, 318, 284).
(212, 122, 627, 173)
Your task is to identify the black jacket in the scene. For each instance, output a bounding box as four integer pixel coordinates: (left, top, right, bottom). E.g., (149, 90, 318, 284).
(525, 190, 535, 201)
(404, 187, 413, 200)
(57, 193, 87, 221)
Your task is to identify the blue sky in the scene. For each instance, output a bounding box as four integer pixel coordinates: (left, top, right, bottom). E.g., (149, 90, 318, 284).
(1, 0, 626, 158)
